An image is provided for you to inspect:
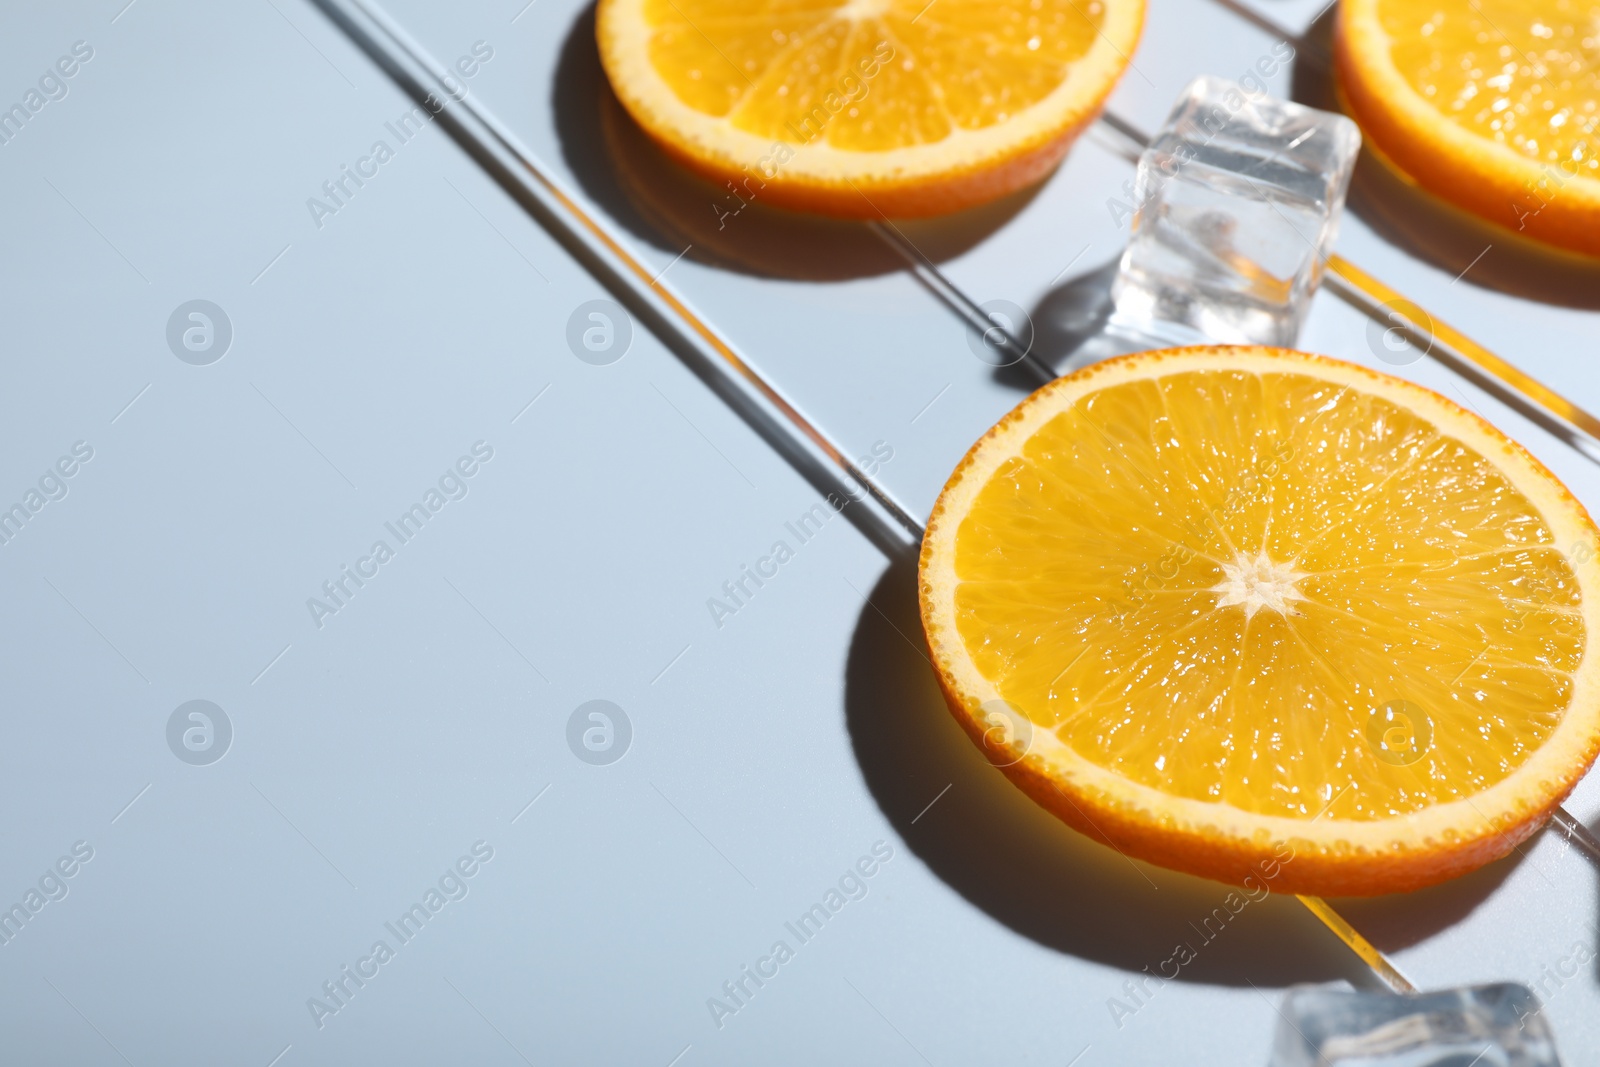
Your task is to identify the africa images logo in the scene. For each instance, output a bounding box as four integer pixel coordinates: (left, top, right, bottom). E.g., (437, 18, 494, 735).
(705, 841, 894, 1031)
(306, 441, 495, 629)
(306, 841, 495, 1030)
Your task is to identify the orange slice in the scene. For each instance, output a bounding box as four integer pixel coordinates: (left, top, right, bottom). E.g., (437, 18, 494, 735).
(1337, 0, 1600, 257)
(919, 347, 1600, 896)
(595, 0, 1145, 217)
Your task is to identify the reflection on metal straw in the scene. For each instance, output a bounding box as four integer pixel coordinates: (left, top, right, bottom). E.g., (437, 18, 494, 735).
(1324, 258, 1600, 461)
(867, 221, 1054, 384)
(1298, 895, 1417, 994)
(1550, 806, 1600, 867)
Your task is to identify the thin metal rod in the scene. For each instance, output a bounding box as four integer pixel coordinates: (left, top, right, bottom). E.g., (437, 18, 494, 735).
(1095, 110, 1151, 160)
(1550, 806, 1600, 866)
(314, 0, 926, 550)
(1298, 895, 1417, 993)
(867, 221, 1055, 386)
(1324, 258, 1600, 461)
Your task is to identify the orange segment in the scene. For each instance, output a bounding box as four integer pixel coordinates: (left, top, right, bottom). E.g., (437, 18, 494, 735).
(1381, 0, 1600, 165)
(597, 0, 1145, 216)
(645, 14, 836, 116)
(919, 347, 1600, 896)
(1337, 0, 1600, 256)
(885, 5, 1103, 129)
(726, 18, 956, 149)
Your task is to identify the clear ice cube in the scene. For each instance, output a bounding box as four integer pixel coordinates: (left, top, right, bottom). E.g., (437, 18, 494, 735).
(1269, 984, 1563, 1067)
(1110, 76, 1361, 348)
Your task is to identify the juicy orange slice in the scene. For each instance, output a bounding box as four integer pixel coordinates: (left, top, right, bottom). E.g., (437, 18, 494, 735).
(596, 0, 1145, 217)
(1337, 0, 1600, 257)
(919, 347, 1600, 896)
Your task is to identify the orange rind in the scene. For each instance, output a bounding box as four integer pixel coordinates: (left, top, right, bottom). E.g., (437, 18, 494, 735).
(919, 347, 1600, 895)
(596, 0, 1145, 217)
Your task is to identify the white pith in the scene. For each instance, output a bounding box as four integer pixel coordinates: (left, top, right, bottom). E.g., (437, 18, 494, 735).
(1210, 551, 1310, 620)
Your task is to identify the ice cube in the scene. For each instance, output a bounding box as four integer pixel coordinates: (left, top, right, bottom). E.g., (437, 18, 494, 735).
(1269, 983, 1563, 1067)
(1109, 76, 1361, 348)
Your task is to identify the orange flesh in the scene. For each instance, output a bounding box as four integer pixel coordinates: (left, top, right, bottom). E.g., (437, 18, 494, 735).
(1380, 0, 1600, 174)
(952, 370, 1583, 822)
(642, 0, 1105, 150)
